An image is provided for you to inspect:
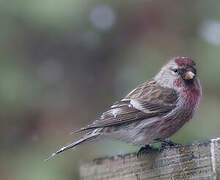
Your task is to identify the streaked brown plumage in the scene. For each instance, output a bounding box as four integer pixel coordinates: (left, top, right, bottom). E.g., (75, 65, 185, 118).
(76, 81, 178, 131)
(46, 56, 202, 160)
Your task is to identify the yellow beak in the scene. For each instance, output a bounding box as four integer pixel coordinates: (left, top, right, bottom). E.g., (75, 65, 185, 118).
(184, 71, 195, 80)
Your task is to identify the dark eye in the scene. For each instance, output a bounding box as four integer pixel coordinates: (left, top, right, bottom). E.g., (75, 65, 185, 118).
(172, 68, 178, 73)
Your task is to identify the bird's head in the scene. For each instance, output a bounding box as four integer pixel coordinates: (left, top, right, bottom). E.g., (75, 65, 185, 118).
(154, 57, 201, 92)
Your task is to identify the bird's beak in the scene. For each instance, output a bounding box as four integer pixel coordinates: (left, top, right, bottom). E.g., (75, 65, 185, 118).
(184, 71, 195, 80)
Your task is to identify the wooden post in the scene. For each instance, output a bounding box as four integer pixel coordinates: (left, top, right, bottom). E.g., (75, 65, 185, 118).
(80, 138, 220, 180)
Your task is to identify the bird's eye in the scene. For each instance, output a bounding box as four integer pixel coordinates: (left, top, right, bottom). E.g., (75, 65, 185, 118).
(172, 68, 178, 73)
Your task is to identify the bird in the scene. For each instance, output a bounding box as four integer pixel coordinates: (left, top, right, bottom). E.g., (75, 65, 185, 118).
(46, 56, 202, 160)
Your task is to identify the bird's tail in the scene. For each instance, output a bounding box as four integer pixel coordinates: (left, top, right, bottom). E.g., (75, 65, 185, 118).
(45, 133, 100, 161)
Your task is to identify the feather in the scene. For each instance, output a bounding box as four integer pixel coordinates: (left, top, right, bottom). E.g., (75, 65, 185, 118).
(45, 132, 100, 160)
(75, 80, 178, 133)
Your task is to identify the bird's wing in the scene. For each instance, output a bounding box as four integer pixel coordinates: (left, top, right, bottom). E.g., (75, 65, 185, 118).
(76, 80, 178, 132)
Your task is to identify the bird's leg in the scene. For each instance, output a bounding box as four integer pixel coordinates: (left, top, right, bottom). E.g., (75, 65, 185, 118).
(155, 138, 182, 151)
(137, 144, 158, 157)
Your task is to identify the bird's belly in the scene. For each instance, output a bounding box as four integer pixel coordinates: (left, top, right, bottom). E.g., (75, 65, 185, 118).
(152, 109, 194, 140)
(104, 117, 162, 146)
(104, 110, 193, 146)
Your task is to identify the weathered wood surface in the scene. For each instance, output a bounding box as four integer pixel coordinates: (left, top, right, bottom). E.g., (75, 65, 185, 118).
(80, 138, 220, 180)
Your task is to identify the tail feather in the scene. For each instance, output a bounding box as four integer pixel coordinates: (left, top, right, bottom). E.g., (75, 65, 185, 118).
(45, 133, 99, 161)
(71, 127, 89, 134)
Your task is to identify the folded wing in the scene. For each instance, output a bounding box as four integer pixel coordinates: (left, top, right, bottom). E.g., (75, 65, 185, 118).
(76, 80, 178, 132)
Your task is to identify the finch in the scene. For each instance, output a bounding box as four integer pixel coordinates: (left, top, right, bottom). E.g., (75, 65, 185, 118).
(46, 56, 202, 160)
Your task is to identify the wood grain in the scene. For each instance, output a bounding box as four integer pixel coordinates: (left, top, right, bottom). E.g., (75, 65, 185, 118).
(80, 138, 220, 180)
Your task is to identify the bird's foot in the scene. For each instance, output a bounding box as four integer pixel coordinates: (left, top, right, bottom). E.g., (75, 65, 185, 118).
(155, 138, 182, 151)
(137, 144, 158, 158)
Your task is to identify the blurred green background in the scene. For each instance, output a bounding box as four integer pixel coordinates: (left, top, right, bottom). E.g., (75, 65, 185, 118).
(1, 0, 220, 179)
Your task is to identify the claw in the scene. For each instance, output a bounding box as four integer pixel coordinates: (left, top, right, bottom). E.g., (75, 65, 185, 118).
(155, 138, 182, 151)
(137, 145, 158, 158)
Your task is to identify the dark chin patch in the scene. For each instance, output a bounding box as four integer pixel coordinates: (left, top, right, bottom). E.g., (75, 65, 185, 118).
(183, 78, 194, 85)
(174, 57, 196, 67)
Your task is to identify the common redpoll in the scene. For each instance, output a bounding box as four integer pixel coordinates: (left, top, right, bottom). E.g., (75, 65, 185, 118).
(46, 56, 202, 160)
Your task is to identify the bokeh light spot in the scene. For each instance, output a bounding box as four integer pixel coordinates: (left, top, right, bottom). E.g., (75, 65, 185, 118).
(90, 4, 116, 31)
(200, 20, 220, 45)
